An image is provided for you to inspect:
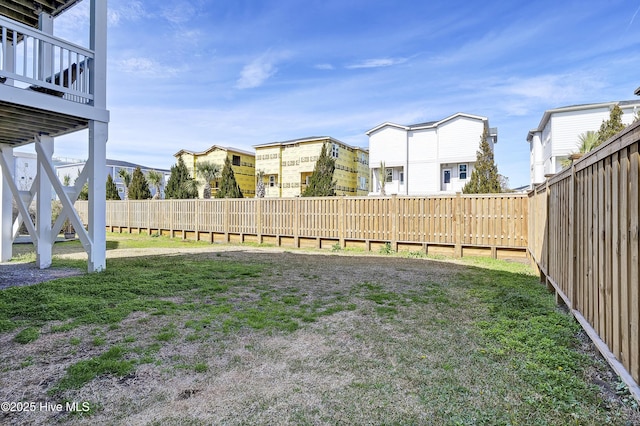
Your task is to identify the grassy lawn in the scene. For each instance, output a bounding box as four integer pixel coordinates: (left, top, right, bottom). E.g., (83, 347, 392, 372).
(1, 233, 638, 424)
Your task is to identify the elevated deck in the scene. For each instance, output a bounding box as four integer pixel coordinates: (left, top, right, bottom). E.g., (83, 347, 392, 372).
(0, 0, 109, 272)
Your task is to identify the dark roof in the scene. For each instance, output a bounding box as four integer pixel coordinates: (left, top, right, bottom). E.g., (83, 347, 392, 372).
(407, 120, 438, 128)
(106, 159, 169, 172)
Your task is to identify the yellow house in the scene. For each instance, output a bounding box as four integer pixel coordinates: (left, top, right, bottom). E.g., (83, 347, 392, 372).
(254, 137, 369, 197)
(174, 146, 256, 198)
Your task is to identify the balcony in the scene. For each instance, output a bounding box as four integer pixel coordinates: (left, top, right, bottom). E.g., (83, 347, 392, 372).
(0, 0, 109, 272)
(0, 1, 108, 149)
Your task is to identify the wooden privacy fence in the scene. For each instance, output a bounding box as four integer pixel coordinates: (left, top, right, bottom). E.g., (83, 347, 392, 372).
(75, 194, 529, 258)
(529, 119, 640, 399)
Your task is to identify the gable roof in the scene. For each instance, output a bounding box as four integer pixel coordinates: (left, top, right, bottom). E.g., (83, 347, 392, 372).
(174, 145, 254, 158)
(366, 112, 488, 135)
(527, 100, 640, 141)
(253, 136, 365, 151)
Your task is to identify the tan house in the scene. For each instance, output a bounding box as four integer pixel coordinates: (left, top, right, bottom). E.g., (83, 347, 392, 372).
(174, 146, 256, 198)
(254, 137, 369, 197)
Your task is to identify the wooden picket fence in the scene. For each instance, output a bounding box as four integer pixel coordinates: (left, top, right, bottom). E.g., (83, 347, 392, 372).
(75, 193, 529, 258)
(529, 119, 640, 400)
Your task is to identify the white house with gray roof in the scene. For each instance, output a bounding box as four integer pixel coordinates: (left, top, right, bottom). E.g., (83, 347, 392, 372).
(527, 100, 640, 186)
(56, 160, 170, 199)
(366, 112, 497, 195)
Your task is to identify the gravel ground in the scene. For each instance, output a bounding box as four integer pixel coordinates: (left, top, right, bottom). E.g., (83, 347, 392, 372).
(0, 263, 84, 290)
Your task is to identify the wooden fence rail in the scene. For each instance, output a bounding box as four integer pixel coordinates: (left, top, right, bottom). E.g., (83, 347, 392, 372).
(75, 194, 529, 258)
(529, 119, 640, 400)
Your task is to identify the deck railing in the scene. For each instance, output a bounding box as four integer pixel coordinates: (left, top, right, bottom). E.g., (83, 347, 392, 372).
(0, 15, 93, 104)
(75, 194, 529, 258)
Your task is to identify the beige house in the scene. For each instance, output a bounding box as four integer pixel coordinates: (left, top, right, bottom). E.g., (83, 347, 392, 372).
(174, 145, 256, 198)
(254, 137, 369, 197)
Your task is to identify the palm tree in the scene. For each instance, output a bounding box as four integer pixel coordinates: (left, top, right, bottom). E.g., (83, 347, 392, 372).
(256, 170, 266, 198)
(378, 161, 386, 196)
(197, 161, 221, 199)
(117, 169, 132, 200)
(146, 170, 163, 199)
(561, 131, 599, 168)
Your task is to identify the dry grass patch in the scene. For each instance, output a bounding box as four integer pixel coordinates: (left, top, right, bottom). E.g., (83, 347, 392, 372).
(0, 246, 638, 425)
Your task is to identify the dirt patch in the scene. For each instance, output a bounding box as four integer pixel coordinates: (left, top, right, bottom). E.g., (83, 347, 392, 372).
(0, 263, 83, 289)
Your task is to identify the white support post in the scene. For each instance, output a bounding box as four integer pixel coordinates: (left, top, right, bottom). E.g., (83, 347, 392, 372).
(36, 136, 54, 268)
(38, 13, 54, 80)
(90, 0, 108, 109)
(0, 145, 14, 261)
(88, 121, 107, 272)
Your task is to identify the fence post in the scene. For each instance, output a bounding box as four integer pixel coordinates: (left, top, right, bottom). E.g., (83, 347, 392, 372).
(569, 165, 577, 309)
(544, 180, 551, 285)
(195, 199, 200, 241)
(147, 200, 151, 235)
(294, 197, 300, 248)
(256, 198, 263, 244)
(339, 197, 346, 248)
(169, 200, 173, 238)
(454, 192, 463, 257)
(223, 198, 229, 242)
(391, 195, 398, 251)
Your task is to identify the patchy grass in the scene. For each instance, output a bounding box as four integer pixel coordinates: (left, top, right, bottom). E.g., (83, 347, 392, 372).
(0, 237, 638, 425)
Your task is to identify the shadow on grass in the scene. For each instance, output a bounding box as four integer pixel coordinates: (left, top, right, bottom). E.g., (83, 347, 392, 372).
(10, 239, 120, 259)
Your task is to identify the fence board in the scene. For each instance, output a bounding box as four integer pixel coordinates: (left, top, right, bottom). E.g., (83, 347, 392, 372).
(528, 120, 640, 401)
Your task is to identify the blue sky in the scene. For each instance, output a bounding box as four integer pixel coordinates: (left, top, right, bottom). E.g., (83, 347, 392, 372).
(47, 0, 640, 188)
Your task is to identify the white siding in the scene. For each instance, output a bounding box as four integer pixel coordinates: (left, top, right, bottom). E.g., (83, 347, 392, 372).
(368, 126, 407, 167)
(550, 108, 608, 156)
(438, 116, 484, 163)
(368, 113, 491, 195)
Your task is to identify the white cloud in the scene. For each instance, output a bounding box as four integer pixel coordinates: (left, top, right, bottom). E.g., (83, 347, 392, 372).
(161, 2, 196, 25)
(117, 57, 156, 74)
(315, 63, 335, 70)
(108, 1, 146, 26)
(346, 57, 408, 69)
(236, 51, 290, 89)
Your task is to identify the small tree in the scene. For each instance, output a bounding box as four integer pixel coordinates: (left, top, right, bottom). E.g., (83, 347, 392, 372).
(302, 143, 336, 197)
(216, 156, 243, 198)
(596, 104, 625, 147)
(165, 157, 198, 199)
(463, 128, 501, 194)
(117, 169, 132, 200)
(75, 170, 89, 201)
(146, 170, 163, 199)
(256, 170, 266, 198)
(197, 161, 221, 199)
(128, 166, 152, 200)
(106, 174, 121, 200)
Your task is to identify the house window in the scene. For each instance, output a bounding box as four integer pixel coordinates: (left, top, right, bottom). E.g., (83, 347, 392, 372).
(331, 143, 339, 158)
(232, 155, 241, 166)
(459, 164, 467, 180)
(400, 172, 404, 184)
(359, 176, 367, 190)
(269, 175, 276, 187)
(385, 168, 393, 183)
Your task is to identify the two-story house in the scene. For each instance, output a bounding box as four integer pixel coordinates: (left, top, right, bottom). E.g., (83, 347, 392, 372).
(527, 100, 640, 187)
(175, 146, 256, 198)
(0, 0, 109, 271)
(56, 159, 170, 200)
(367, 113, 497, 195)
(254, 137, 369, 197)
